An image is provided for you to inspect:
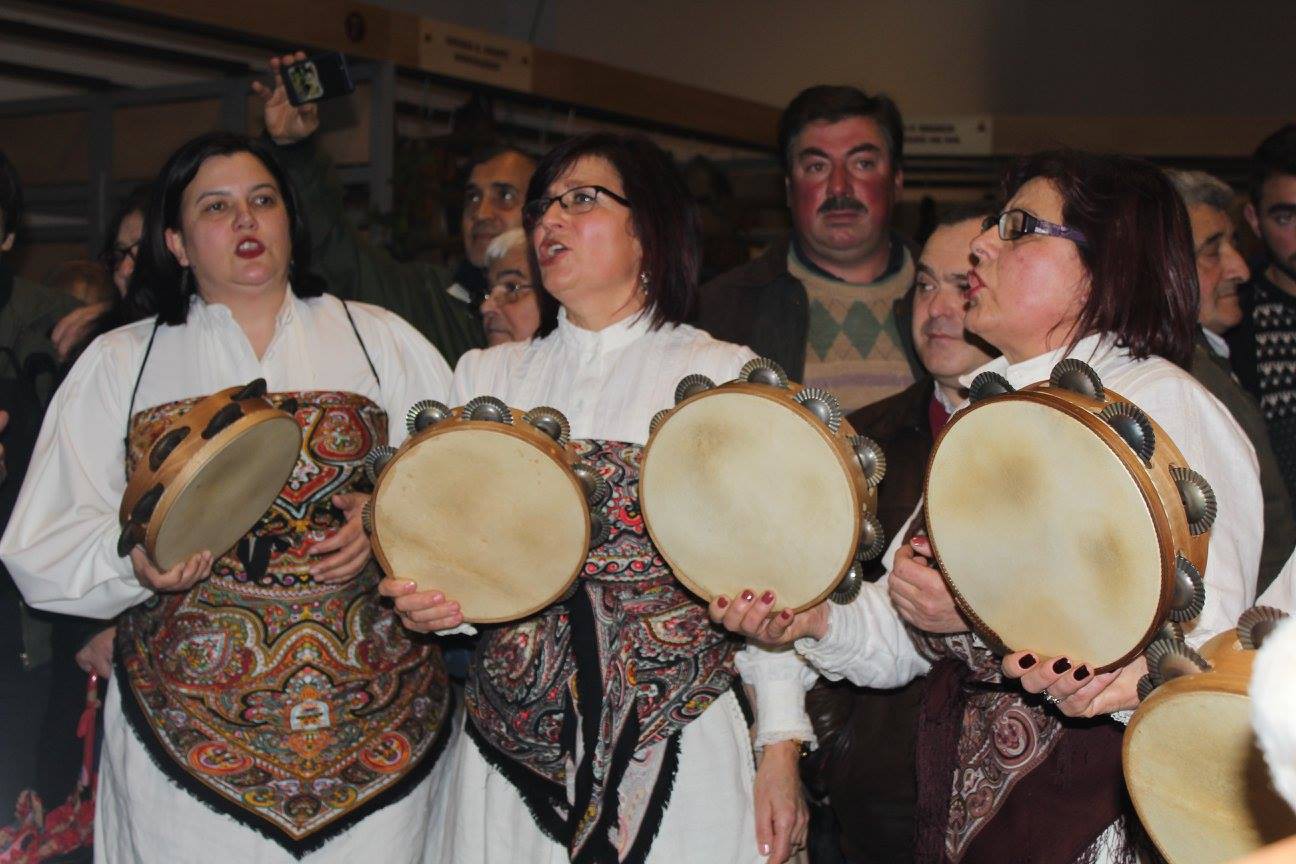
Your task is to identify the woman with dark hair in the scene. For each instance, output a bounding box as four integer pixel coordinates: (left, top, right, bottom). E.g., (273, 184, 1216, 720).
(711, 151, 1262, 863)
(382, 133, 814, 864)
(0, 132, 457, 862)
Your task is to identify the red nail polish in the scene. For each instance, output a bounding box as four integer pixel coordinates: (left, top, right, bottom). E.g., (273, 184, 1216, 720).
(716, 596, 728, 609)
(1052, 657, 1072, 674)
(780, 609, 793, 620)
(760, 590, 775, 604)
(1019, 654, 1037, 669)
(741, 590, 754, 602)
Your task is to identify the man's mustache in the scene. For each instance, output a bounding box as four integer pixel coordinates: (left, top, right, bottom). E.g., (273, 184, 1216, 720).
(818, 195, 866, 214)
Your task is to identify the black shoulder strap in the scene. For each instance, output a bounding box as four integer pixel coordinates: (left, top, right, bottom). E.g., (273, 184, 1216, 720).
(122, 318, 161, 474)
(341, 300, 381, 387)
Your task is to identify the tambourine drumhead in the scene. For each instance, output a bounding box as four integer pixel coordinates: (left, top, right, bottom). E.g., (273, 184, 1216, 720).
(926, 397, 1165, 670)
(640, 388, 859, 611)
(1124, 632, 1296, 864)
(371, 425, 588, 624)
(150, 413, 300, 571)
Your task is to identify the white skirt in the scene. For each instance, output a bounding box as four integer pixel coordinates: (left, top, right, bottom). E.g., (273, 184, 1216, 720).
(94, 676, 459, 864)
(429, 689, 765, 863)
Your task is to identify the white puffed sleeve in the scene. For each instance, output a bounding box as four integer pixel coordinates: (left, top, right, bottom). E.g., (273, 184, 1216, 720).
(0, 335, 149, 618)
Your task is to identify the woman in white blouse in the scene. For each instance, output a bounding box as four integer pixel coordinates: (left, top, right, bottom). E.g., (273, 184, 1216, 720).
(0, 133, 456, 863)
(381, 133, 812, 864)
(711, 151, 1263, 863)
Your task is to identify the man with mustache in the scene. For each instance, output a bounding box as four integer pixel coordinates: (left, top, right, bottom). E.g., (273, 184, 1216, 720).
(256, 52, 536, 366)
(801, 209, 992, 864)
(697, 86, 917, 413)
(1168, 169, 1295, 595)
(1229, 125, 1296, 506)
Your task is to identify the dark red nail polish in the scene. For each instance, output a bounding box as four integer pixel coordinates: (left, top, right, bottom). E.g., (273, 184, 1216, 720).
(741, 590, 754, 602)
(760, 590, 775, 605)
(1019, 654, 1037, 669)
(1073, 665, 1090, 681)
(1052, 657, 1072, 674)
(716, 596, 728, 609)
(780, 609, 793, 620)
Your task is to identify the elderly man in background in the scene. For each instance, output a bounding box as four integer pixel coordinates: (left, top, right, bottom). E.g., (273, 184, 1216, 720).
(1167, 168, 1295, 595)
(804, 208, 992, 864)
(697, 85, 916, 413)
(256, 51, 536, 366)
(480, 227, 541, 345)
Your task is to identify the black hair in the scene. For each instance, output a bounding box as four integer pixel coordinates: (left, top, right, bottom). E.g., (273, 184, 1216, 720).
(125, 132, 324, 324)
(1249, 124, 1296, 204)
(100, 184, 152, 260)
(776, 85, 905, 174)
(525, 132, 701, 335)
(0, 150, 23, 240)
(464, 144, 536, 181)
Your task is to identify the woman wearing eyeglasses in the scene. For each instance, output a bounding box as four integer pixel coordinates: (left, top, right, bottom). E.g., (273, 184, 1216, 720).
(381, 133, 814, 864)
(709, 151, 1262, 863)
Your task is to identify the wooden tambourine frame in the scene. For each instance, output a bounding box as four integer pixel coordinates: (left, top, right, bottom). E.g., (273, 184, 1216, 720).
(118, 380, 302, 571)
(924, 382, 1209, 672)
(641, 380, 880, 612)
(1124, 628, 1296, 864)
(368, 406, 590, 624)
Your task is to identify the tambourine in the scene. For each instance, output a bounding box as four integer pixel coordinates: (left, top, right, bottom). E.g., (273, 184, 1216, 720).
(924, 358, 1214, 671)
(366, 397, 604, 624)
(639, 357, 886, 611)
(117, 378, 302, 571)
(1124, 607, 1296, 864)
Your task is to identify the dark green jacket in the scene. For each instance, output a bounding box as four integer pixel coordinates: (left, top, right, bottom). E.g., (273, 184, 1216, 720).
(0, 263, 78, 407)
(1189, 334, 1296, 595)
(269, 137, 485, 368)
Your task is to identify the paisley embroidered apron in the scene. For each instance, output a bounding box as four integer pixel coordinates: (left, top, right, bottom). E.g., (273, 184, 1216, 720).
(116, 391, 452, 857)
(466, 439, 743, 864)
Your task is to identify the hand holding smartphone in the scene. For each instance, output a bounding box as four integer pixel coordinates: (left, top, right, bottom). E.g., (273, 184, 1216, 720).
(282, 52, 355, 106)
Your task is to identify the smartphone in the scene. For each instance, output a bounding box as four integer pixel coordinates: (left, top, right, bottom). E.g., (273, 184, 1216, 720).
(283, 52, 355, 106)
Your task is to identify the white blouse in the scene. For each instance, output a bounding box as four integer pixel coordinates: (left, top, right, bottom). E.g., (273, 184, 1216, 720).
(797, 333, 1264, 689)
(450, 307, 816, 745)
(0, 290, 453, 619)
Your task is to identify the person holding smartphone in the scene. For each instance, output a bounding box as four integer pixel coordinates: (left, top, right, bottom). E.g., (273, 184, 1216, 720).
(254, 52, 537, 367)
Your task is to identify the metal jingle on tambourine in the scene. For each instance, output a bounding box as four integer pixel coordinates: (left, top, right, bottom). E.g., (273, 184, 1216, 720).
(589, 513, 611, 549)
(463, 395, 513, 424)
(556, 579, 582, 605)
(1238, 605, 1290, 651)
(1049, 358, 1105, 400)
(129, 483, 164, 527)
(793, 387, 842, 434)
(279, 397, 299, 417)
(523, 406, 571, 446)
(572, 461, 610, 507)
(1167, 554, 1206, 623)
(231, 378, 269, 401)
(1144, 638, 1210, 688)
(364, 445, 398, 485)
(1136, 673, 1157, 702)
(1098, 402, 1156, 463)
(739, 357, 789, 388)
(968, 371, 1014, 403)
(1170, 466, 1217, 536)
(202, 402, 245, 440)
(674, 374, 715, 404)
(830, 561, 865, 604)
(116, 522, 141, 558)
(361, 497, 374, 535)
(849, 435, 887, 488)
(648, 408, 671, 436)
(148, 426, 191, 471)
(1152, 619, 1184, 643)
(856, 511, 887, 561)
(406, 399, 452, 436)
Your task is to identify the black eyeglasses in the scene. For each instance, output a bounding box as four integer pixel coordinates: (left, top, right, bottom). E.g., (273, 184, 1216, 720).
(981, 209, 1088, 247)
(99, 243, 139, 270)
(522, 185, 631, 230)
